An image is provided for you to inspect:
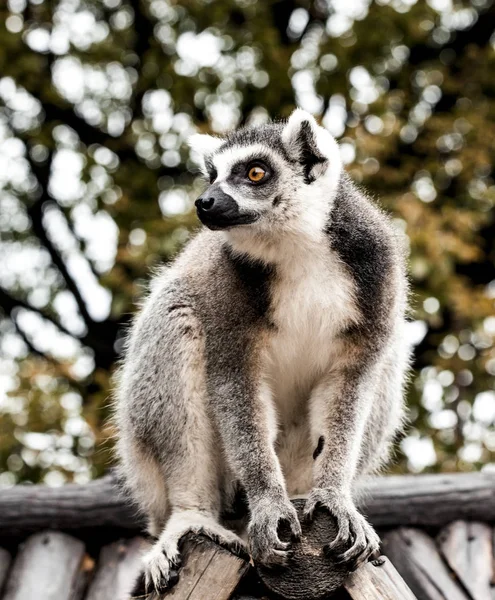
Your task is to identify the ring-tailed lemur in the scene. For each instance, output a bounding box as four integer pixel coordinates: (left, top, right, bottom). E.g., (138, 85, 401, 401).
(115, 109, 411, 595)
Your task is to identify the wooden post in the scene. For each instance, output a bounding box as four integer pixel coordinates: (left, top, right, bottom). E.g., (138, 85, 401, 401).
(2, 531, 87, 600)
(256, 499, 350, 600)
(86, 537, 147, 600)
(383, 528, 470, 600)
(158, 534, 250, 600)
(437, 521, 494, 600)
(344, 556, 417, 600)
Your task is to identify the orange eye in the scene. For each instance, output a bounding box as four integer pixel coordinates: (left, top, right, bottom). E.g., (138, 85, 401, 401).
(248, 166, 266, 182)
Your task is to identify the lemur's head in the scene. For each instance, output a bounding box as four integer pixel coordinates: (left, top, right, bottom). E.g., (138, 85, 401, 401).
(189, 109, 342, 238)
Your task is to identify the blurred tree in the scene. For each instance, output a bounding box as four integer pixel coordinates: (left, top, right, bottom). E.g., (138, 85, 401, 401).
(0, 0, 494, 484)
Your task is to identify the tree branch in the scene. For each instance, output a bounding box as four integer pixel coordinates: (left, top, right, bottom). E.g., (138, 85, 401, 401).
(24, 153, 94, 327)
(27, 196, 94, 327)
(0, 286, 74, 339)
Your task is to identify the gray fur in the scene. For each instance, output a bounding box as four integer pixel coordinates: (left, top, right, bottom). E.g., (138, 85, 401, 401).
(114, 109, 411, 594)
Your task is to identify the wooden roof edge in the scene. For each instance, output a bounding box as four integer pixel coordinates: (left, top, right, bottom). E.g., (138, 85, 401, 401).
(0, 471, 493, 539)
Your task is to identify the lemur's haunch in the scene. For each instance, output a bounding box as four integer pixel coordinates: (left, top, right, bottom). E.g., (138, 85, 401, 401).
(114, 109, 411, 595)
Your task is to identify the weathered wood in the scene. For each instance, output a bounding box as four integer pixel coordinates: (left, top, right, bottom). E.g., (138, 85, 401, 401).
(72, 554, 96, 600)
(1, 472, 494, 539)
(0, 547, 12, 593)
(383, 528, 469, 600)
(360, 472, 495, 528)
(0, 475, 143, 539)
(161, 534, 249, 600)
(437, 521, 494, 600)
(2, 531, 86, 600)
(85, 537, 147, 600)
(256, 499, 350, 600)
(344, 556, 417, 600)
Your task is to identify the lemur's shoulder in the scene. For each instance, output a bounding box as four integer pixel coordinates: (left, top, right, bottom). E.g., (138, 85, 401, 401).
(326, 173, 407, 333)
(159, 229, 274, 326)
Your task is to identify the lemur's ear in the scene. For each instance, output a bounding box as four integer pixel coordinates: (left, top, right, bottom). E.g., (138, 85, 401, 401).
(282, 109, 331, 183)
(188, 134, 224, 175)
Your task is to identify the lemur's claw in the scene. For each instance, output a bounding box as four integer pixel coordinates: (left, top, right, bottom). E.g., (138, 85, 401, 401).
(305, 487, 380, 566)
(248, 495, 301, 567)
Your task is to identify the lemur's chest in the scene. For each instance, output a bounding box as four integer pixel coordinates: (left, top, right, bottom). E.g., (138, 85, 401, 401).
(264, 251, 358, 414)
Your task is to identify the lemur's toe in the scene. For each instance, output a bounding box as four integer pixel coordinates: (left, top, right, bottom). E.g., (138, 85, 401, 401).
(193, 526, 248, 559)
(133, 545, 182, 598)
(159, 568, 180, 591)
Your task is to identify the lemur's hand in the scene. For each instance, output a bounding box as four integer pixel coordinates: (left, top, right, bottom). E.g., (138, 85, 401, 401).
(304, 487, 380, 568)
(248, 493, 302, 567)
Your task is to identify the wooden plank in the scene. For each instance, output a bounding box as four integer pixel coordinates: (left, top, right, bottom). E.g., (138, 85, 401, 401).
(383, 528, 470, 600)
(161, 534, 249, 600)
(0, 475, 142, 539)
(361, 472, 495, 529)
(1, 472, 495, 537)
(345, 556, 417, 600)
(438, 521, 494, 600)
(2, 531, 86, 600)
(85, 537, 147, 600)
(0, 548, 12, 594)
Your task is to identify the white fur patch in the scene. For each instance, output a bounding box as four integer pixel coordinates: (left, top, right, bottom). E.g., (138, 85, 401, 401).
(282, 108, 342, 190)
(258, 234, 360, 496)
(188, 133, 224, 174)
(265, 240, 359, 412)
(281, 108, 318, 149)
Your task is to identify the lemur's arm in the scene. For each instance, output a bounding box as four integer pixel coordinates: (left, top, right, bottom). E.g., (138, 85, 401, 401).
(208, 366, 301, 565)
(311, 366, 371, 490)
(306, 358, 381, 565)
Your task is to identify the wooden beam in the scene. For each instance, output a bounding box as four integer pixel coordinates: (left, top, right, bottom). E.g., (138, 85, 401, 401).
(437, 521, 494, 600)
(382, 528, 470, 600)
(2, 531, 86, 600)
(360, 472, 495, 528)
(159, 534, 249, 600)
(0, 472, 494, 539)
(0, 475, 144, 539)
(344, 556, 417, 600)
(85, 537, 147, 600)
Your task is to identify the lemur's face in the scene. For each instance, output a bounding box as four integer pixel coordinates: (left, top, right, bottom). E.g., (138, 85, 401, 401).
(189, 109, 342, 234)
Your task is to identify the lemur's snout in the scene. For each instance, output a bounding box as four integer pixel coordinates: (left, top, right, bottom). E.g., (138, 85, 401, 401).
(195, 184, 233, 218)
(195, 183, 258, 230)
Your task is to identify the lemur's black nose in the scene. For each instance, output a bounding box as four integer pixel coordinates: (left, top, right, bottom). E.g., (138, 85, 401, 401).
(195, 184, 257, 230)
(195, 196, 215, 211)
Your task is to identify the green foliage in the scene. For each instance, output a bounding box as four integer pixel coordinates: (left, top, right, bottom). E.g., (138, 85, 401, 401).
(0, 0, 494, 485)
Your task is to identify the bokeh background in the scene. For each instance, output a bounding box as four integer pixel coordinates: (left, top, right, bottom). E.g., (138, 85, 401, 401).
(0, 0, 494, 486)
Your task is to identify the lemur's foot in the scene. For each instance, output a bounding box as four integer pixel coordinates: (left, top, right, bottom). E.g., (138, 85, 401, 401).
(304, 488, 380, 569)
(131, 545, 180, 598)
(131, 511, 247, 597)
(248, 495, 302, 568)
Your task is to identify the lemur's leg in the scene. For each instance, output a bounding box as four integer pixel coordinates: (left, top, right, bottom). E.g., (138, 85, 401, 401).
(125, 307, 246, 596)
(306, 363, 381, 566)
(359, 343, 409, 475)
(116, 437, 169, 538)
(136, 489, 247, 594)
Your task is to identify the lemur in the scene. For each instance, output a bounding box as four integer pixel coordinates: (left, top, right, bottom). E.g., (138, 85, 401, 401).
(115, 109, 411, 595)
